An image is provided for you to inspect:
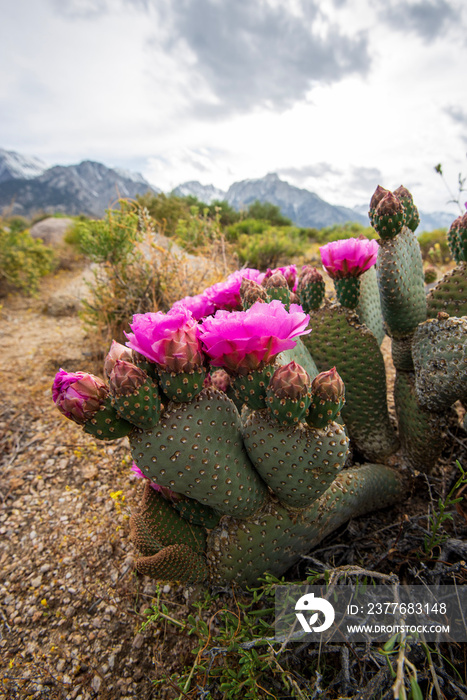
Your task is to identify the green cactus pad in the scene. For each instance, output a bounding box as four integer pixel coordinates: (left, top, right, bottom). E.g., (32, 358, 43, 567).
(173, 498, 221, 529)
(265, 391, 310, 426)
(242, 412, 349, 508)
(356, 266, 385, 346)
(277, 338, 319, 382)
(334, 276, 361, 309)
(129, 482, 207, 556)
(307, 394, 344, 429)
(231, 365, 275, 410)
(390, 337, 414, 371)
(297, 277, 326, 312)
(112, 379, 161, 429)
(301, 300, 398, 460)
(264, 286, 291, 307)
(158, 367, 206, 403)
(413, 315, 467, 411)
(130, 387, 268, 518)
(426, 263, 467, 319)
(394, 371, 445, 471)
(134, 543, 208, 582)
(376, 227, 427, 338)
(207, 463, 403, 587)
(83, 398, 133, 440)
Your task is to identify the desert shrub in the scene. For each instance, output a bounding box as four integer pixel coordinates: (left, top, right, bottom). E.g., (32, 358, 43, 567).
(0, 225, 55, 295)
(174, 205, 224, 253)
(78, 202, 229, 353)
(235, 226, 305, 269)
(316, 221, 377, 243)
(245, 200, 292, 226)
(417, 229, 450, 263)
(225, 218, 272, 242)
(135, 192, 195, 237)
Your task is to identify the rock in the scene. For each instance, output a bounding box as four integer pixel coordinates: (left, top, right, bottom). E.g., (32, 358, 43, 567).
(30, 217, 74, 246)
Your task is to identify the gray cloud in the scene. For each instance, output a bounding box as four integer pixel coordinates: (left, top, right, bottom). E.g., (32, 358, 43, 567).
(154, 0, 370, 116)
(278, 163, 342, 184)
(347, 166, 384, 193)
(444, 105, 467, 127)
(381, 0, 460, 41)
(50, 0, 109, 19)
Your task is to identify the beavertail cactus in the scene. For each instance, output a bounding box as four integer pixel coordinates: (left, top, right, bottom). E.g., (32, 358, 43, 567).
(51, 191, 466, 587)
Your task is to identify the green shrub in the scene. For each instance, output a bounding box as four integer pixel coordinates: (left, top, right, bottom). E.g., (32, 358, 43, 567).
(225, 218, 273, 242)
(245, 200, 292, 226)
(235, 226, 305, 269)
(316, 221, 377, 244)
(77, 202, 227, 353)
(174, 205, 223, 253)
(0, 225, 55, 295)
(417, 229, 450, 263)
(136, 192, 195, 237)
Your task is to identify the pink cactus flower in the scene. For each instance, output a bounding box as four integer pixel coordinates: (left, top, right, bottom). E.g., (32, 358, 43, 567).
(199, 300, 310, 374)
(52, 369, 108, 424)
(172, 293, 216, 321)
(319, 237, 379, 279)
(125, 307, 204, 372)
(203, 268, 265, 312)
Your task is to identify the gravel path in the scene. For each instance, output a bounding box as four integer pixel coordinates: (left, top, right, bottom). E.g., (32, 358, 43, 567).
(0, 271, 192, 699)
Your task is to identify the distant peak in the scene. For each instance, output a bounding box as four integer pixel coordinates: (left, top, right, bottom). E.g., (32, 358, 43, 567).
(263, 172, 280, 181)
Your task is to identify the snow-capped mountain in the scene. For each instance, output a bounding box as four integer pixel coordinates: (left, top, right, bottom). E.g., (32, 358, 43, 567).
(0, 148, 48, 183)
(172, 181, 226, 204)
(225, 173, 368, 229)
(0, 156, 159, 218)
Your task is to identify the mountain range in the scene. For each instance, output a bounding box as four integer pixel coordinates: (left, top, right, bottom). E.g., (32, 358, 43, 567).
(0, 148, 455, 231)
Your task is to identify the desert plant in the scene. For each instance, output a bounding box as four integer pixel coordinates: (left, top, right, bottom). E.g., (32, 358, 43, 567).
(235, 226, 306, 269)
(0, 224, 55, 295)
(51, 185, 466, 590)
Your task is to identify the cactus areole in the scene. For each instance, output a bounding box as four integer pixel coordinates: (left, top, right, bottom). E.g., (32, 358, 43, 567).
(52, 192, 466, 587)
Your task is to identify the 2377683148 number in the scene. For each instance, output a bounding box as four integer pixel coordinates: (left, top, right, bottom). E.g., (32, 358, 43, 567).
(366, 602, 447, 615)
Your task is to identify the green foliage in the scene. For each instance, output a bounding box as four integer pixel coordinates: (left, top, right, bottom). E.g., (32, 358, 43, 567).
(0, 225, 55, 295)
(70, 204, 142, 264)
(245, 200, 292, 226)
(225, 218, 273, 242)
(77, 202, 225, 351)
(174, 205, 223, 253)
(417, 229, 450, 263)
(316, 221, 378, 244)
(208, 199, 241, 226)
(136, 192, 194, 237)
(143, 574, 310, 699)
(423, 460, 467, 555)
(235, 226, 306, 270)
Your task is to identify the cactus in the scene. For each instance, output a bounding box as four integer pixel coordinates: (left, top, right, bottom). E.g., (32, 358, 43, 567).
(51, 193, 466, 588)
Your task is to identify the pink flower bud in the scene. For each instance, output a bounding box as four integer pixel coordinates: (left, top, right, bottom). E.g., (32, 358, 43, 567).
(269, 361, 310, 399)
(104, 340, 134, 378)
(109, 360, 148, 396)
(52, 369, 108, 424)
(311, 367, 345, 403)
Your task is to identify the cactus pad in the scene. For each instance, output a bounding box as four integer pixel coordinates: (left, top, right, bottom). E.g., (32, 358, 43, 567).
(242, 412, 349, 508)
(301, 300, 398, 460)
(394, 371, 445, 471)
(135, 544, 208, 582)
(376, 227, 427, 338)
(426, 263, 467, 319)
(130, 387, 268, 518)
(413, 315, 467, 411)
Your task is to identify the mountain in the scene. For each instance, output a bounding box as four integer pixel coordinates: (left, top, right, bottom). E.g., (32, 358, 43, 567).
(225, 173, 368, 229)
(0, 148, 48, 183)
(172, 181, 226, 204)
(0, 158, 159, 218)
(0, 149, 456, 230)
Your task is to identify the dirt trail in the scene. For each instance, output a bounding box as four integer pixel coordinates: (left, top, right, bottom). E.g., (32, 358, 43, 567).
(0, 270, 189, 699)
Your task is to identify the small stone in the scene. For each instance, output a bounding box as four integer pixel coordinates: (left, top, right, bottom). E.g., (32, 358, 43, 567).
(91, 675, 102, 692)
(132, 633, 144, 649)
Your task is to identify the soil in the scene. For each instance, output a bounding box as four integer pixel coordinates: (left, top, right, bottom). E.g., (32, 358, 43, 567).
(1, 265, 466, 700)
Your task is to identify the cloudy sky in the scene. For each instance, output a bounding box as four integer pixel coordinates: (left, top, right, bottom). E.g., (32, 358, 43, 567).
(1, 0, 466, 212)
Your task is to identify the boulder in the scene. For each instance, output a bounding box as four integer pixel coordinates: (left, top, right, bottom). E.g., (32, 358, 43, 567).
(30, 217, 74, 246)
